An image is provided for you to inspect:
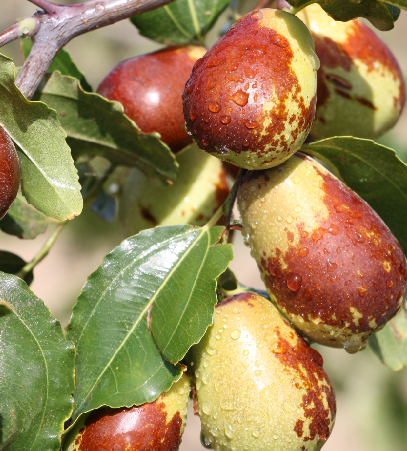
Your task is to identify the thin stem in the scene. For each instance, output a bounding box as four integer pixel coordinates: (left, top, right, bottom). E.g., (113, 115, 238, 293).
(83, 164, 116, 209)
(204, 204, 224, 230)
(0, 24, 21, 47)
(16, 222, 66, 280)
(223, 168, 247, 231)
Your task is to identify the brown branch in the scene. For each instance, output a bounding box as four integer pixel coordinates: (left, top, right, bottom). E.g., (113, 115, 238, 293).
(4, 0, 174, 99)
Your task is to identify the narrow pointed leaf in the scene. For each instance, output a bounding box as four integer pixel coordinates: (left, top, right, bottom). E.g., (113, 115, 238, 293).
(131, 0, 231, 45)
(151, 226, 233, 363)
(20, 39, 92, 92)
(0, 54, 83, 220)
(0, 192, 52, 239)
(0, 272, 74, 451)
(383, 0, 407, 10)
(369, 307, 407, 371)
(303, 137, 407, 254)
(384, 3, 401, 20)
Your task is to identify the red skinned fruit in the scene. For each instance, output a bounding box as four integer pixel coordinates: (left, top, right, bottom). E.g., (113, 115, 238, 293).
(0, 126, 20, 220)
(237, 153, 407, 353)
(97, 45, 206, 153)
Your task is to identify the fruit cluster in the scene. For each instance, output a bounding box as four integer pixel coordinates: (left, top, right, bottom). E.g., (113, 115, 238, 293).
(63, 4, 405, 451)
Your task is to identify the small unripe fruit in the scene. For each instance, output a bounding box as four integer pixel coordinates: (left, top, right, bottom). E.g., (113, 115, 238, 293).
(63, 373, 190, 451)
(190, 292, 336, 451)
(97, 45, 207, 153)
(183, 8, 319, 169)
(119, 144, 229, 238)
(0, 126, 20, 220)
(237, 153, 407, 352)
(297, 4, 405, 140)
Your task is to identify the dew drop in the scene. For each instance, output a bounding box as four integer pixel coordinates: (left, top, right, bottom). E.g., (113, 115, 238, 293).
(277, 216, 283, 222)
(273, 435, 278, 440)
(202, 403, 211, 414)
(202, 137, 209, 146)
(298, 247, 309, 258)
(357, 287, 367, 297)
(231, 329, 241, 340)
(243, 349, 249, 356)
(207, 347, 216, 355)
(294, 205, 303, 212)
(287, 273, 302, 291)
(225, 424, 235, 439)
(251, 10, 263, 20)
(286, 215, 293, 224)
(232, 307, 239, 314)
(254, 370, 262, 376)
(252, 430, 260, 438)
(220, 115, 231, 125)
(215, 334, 221, 340)
(232, 90, 249, 107)
(209, 101, 221, 113)
(243, 119, 258, 129)
(201, 431, 213, 448)
(243, 139, 250, 147)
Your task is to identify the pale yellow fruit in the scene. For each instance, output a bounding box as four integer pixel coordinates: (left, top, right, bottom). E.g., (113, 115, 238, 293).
(237, 153, 407, 352)
(63, 373, 190, 451)
(118, 144, 229, 238)
(183, 8, 319, 169)
(297, 4, 405, 140)
(190, 292, 336, 451)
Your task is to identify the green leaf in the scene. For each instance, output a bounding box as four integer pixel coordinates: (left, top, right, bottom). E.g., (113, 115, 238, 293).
(0, 54, 83, 221)
(0, 192, 51, 239)
(0, 272, 74, 451)
(289, 0, 395, 31)
(0, 250, 34, 285)
(66, 225, 232, 420)
(384, 2, 401, 20)
(131, 0, 231, 45)
(369, 307, 407, 371)
(20, 39, 93, 92)
(151, 226, 233, 363)
(383, 0, 407, 10)
(218, 267, 238, 291)
(34, 71, 178, 184)
(302, 137, 407, 255)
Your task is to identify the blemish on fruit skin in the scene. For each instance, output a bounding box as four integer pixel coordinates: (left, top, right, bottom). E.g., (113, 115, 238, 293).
(182, 9, 316, 167)
(74, 400, 183, 451)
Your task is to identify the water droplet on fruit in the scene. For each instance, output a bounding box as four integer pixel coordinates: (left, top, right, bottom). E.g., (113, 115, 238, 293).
(231, 329, 241, 340)
(232, 90, 249, 107)
(200, 431, 213, 448)
(220, 115, 231, 124)
(202, 137, 209, 146)
(298, 247, 309, 258)
(251, 10, 263, 20)
(286, 215, 293, 224)
(287, 273, 302, 291)
(225, 424, 235, 439)
(357, 287, 367, 297)
(243, 139, 250, 147)
(243, 119, 258, 129)
(252, 429, 260, 438)
(209, 101, 221, 113)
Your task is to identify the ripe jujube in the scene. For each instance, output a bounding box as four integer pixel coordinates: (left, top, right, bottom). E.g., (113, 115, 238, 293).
(0, 125, 20, 220)
(97, 45, 206, 153)
(63, 373, 190, 451)
(183, 8, 319, 169)
(237, 153, 407, 353)
(297, 4, 405, 140)
(190, 292, 336, 451)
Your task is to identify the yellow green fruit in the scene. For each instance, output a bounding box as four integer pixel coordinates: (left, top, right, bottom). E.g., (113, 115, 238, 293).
(297, 4, 405, 140)
(237, 153, 407, 353)
(190, 292, 336, 451)
(63, 373, 190, 451)
(183, 8, 319, 169)
(118, 144, 229, 238)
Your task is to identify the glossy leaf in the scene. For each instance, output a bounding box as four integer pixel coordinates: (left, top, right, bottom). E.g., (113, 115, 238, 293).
(288, 0, 395, 31)
(20, 39, 92, 92)
(0, 54, 83, 221)
(0, 192, 51, 239)
(34, 71, 178, 184)
(0, 250, 34, 285)
(0, 272, 74, 451)
(131, 0, 230, 44)
(66, 225, 232, 420)
(302, 137, 407, 255)
(384, 2, 401, 20)
(369, 307, 407, 371)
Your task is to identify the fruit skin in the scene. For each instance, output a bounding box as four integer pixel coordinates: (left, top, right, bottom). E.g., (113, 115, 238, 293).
(190, 292, 336, 451)
(297, 4, 405, 141)
(97, 45, 206, 153)
(237, 153, 407, 352)
(183, 8, 319, 170)
(118, 144, 229, 238)
(63, 373, 190, 451)
(0, 126, 20, 220)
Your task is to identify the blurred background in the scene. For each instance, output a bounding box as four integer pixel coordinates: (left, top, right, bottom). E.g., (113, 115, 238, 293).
(1, 1, 407, 450)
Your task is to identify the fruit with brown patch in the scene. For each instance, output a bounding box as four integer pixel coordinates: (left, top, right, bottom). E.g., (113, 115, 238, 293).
(0, 126, 20, 220)
(97, 45, 206, 153)
(63, 373, 190, 451)
(183, 8, 319, 169)
(297, 4, 405, 140)
(237, 153, 407, 353)
(190, 292, 336, 450)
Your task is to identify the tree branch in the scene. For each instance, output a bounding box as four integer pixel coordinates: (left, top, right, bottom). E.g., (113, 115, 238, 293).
(5, 0, 174, 99)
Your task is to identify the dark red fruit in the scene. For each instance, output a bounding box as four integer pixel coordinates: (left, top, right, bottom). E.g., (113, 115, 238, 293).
(97, 45, 206, 153)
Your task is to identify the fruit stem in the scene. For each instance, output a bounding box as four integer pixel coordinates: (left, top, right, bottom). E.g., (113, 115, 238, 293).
(82, 163, 116, 210)
(223, 168, 247, 233)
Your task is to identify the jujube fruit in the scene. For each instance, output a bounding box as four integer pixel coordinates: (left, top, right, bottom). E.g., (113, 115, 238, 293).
(0, 125, 20, 220)
(237, 153, 407, 353)
(189, 292, 336, 450)
(63, 373, 190, 451)
(183, 8, 319, 170)
(97, 45, 206, 153)
(118, 144, 229, 238)
(297, 4, 405, 140)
